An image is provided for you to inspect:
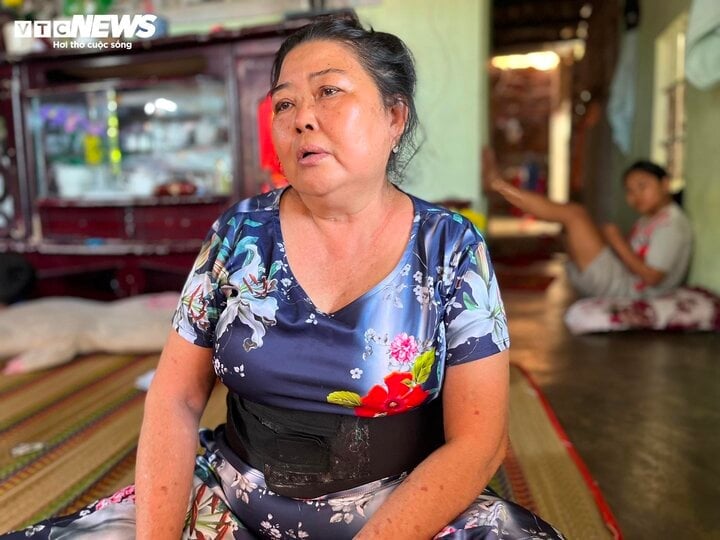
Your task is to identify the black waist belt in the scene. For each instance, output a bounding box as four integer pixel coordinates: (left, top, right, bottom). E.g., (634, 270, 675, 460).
(220, 392, 445, 499)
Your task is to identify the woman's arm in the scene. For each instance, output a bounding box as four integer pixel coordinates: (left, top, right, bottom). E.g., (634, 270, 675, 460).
(602, 223, 666, 286)
(135, 330, 217, 540)
(356, 350, 510, 540)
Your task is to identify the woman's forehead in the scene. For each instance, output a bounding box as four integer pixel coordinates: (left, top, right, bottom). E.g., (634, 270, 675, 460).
(625, 170, 660, 186)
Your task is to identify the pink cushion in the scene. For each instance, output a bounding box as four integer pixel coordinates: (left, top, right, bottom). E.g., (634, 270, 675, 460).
(564, 287, 720, 335)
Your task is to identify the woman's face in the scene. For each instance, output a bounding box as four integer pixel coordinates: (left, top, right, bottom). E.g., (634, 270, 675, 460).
(270, 40, 406, 197)
(624, 170, 671, 215)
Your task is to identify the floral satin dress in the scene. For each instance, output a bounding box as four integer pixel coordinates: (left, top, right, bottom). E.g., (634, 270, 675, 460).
(175, 188, 509, 415)
(3, 188, 563, 540)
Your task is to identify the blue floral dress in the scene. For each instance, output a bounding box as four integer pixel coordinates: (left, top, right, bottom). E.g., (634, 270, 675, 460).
(174, 188, 509, 416)
(2, 188, 564, 540)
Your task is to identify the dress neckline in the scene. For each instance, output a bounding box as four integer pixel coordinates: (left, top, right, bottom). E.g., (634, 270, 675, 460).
(274, 185, 420, 317)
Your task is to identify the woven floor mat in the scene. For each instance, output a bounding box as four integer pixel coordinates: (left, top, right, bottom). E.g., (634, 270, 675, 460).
(0, 355, 619, 538)
(501, 365, 621, 539)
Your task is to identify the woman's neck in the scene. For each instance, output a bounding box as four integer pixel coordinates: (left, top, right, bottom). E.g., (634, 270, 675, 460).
(645, 197, 674, 217)
(286, 181, 399, 227)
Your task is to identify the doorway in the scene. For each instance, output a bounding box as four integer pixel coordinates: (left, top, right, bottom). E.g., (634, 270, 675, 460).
(486, 47, 576, 267)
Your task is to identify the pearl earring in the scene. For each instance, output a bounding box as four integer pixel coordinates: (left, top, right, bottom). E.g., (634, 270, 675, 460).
(392, 145, 399, 154)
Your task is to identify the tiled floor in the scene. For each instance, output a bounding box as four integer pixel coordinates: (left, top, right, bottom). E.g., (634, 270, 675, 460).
(502, 261, 720, 539)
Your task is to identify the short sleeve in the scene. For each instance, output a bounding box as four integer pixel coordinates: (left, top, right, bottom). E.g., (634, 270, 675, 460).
(172, 215, 239, 348)
(644, 220, 689, 272)
(444, 236, 510, 366)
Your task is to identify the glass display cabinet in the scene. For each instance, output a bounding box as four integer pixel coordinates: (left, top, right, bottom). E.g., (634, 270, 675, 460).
(0, 21, 305, 297)
(22, 41, 243, 249)
(30, 79, 232, 201)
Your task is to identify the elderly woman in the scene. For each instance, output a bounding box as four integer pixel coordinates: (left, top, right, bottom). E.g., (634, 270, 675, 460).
(2, 14, 562, 540)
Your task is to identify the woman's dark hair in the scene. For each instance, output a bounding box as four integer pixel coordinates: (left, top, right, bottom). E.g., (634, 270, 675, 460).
(622, 160, 669, 182)
(622, 159, 684, 205)
(270, 12, 421, 181)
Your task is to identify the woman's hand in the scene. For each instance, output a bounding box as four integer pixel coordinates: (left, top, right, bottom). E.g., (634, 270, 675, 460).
(601, 223, 625, 250)
(601, 223, 623, 243)
(602, 223, 666, 286)
(356, 350, 509, 539)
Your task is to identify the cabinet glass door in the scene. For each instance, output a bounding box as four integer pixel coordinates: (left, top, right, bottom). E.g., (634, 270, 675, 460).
(30, 76, 231, 200)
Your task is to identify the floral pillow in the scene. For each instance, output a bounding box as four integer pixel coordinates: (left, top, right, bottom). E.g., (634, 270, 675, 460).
(564, 287, 720, 335)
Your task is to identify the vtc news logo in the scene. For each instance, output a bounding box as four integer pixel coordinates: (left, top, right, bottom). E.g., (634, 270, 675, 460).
(14, 14, 158, 40)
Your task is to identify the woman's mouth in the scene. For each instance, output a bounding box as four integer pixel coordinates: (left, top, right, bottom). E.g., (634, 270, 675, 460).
(297, 146, 329, 165)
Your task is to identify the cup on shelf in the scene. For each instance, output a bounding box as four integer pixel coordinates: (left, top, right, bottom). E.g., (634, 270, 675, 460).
(127, 168, 157, 197)
(194, 120, 219, 146)
(53, 163, 94, 198)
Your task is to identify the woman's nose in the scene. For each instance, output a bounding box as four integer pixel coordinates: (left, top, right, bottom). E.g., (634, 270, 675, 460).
(294, 101, 317, 133)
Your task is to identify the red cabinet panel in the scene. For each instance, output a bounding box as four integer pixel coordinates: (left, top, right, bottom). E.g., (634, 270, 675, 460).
(37, 198, 227, 242)
(39, 204, 127, 239)
(132, 202, 225, 241)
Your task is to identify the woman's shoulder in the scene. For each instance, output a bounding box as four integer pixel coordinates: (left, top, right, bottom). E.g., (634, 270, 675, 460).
(667, 202, 693, 238)
(209, 189, 282, 235)
(408, 193, 487, 249)
(667, 201, 691, 221)
(649, 201, 692, 232)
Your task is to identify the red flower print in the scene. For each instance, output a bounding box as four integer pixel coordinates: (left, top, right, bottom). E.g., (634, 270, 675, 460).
(354, 372, 429, 417)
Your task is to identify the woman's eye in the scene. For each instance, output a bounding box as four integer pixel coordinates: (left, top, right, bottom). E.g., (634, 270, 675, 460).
(274, 101, 292, 113)
(320, 86, 339, 97)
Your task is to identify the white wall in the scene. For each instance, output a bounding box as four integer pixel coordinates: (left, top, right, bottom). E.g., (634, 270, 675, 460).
(358, 0, 487, 207)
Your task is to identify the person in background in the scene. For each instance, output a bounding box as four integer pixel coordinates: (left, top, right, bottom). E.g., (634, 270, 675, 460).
(483, 148, 692, 299)
(2, 15, 563, 540)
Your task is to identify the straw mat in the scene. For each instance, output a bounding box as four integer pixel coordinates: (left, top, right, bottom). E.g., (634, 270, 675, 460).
(498, 365, 621, 539)
(0, 354, 619, 538)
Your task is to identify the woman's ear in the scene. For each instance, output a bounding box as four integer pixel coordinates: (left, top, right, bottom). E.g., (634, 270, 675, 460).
(661, 176, 673, 193)
(388, 97, 409, 139)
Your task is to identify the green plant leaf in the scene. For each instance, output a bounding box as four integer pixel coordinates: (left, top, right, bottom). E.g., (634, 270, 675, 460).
(412, 348, 435, 385)
(326, 391, 362, 408)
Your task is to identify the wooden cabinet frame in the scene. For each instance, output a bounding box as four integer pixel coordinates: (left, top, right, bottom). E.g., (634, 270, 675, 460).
(0, 21, 306, 297)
